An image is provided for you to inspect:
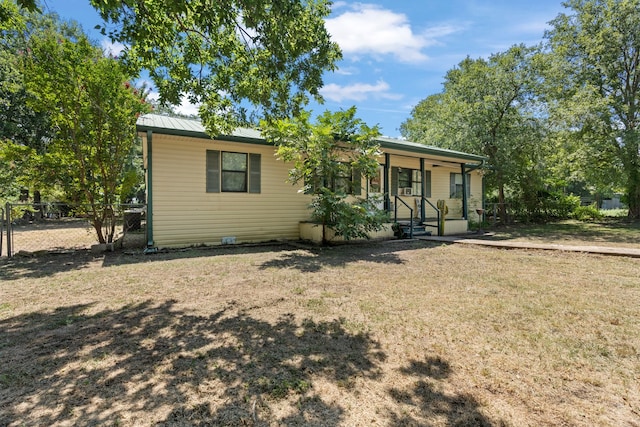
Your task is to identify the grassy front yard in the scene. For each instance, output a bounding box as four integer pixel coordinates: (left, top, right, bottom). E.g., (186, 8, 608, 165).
(1, 230, 639, 425)
(489, 218, 640, 248)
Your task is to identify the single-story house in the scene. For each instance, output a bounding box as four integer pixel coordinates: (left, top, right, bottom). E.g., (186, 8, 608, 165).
(136, 114, 485, 248)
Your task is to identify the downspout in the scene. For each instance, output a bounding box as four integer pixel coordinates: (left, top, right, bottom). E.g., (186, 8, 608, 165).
(144, 130, 157, 253)
(420, 158, 426, 222)
(384, 152, 391, 213)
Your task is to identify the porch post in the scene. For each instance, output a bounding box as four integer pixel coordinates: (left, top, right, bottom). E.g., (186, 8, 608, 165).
(461, 163, 468, 220)
(420, 158, 426, 222)
(384, 153, 391, 212)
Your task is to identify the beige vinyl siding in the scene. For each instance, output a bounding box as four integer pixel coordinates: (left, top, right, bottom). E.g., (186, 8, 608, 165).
(433, 166, 464, 217)
(431, 167, 483, 218)
(151, 134, 311, 247)
(428, 167, 484, 218)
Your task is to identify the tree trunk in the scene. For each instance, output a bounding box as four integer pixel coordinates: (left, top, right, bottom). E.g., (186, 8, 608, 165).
(627, 173, 640, 218)
(623, 130, 640, 219)
(93, 218, 106, 244)
(496, 169, 507, 223)
(322, 221, 328, 245)
(498, 184, 507, 224)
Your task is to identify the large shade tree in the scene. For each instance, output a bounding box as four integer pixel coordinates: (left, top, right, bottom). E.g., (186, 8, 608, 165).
(401, 45, 547, 220)
(0, 3, 82, 203)
(90, 0, 342, 135)
(21, 28, 149, 243)
(546, 0, 640, 218)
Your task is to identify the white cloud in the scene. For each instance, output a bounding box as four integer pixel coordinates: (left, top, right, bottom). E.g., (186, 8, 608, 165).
(320, 80, 401, 103)
(423, 24, 463, 41)
(175, 96, 200, 117)
(146, 90, 200, 117)
(101, 39, 125, 57)
(325, 4, 462, 63)
(330, 1, 348, 10)
(334, 65, 359, 76)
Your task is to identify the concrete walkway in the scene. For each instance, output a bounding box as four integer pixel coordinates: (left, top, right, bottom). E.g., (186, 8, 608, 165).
(420, 234, 640, 258)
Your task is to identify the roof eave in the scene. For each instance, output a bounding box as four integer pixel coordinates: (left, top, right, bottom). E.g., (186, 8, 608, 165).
(136, 123, 269, 146)
(377, 139, 486, 163)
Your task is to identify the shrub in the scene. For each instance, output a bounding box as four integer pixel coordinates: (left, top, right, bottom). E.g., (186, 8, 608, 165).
(572, 204, 603, 221)
(601, 208, 627, 218)
(506, 192, 581, 223)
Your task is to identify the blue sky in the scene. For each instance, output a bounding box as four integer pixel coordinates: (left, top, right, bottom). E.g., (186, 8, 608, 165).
(42, 0, 567, 137)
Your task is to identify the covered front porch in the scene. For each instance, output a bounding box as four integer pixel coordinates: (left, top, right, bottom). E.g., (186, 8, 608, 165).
(368, 139, 485, 237)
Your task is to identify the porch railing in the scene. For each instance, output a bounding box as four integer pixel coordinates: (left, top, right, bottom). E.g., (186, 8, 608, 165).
(393, 196, 414, 239)
(421, 196, 441, 236)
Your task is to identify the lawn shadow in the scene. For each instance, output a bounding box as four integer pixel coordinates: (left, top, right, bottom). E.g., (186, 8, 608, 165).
(387, 356, 500, 426)
(0, 240, 437, 279)
(259, 240, 433, 272)
(0, 250, 96, 280)
(0, 243, 296, 280)
(0, 300, 385, 425)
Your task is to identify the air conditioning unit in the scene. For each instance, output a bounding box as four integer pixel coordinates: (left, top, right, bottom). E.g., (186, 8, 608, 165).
(402, 187, 412, 196)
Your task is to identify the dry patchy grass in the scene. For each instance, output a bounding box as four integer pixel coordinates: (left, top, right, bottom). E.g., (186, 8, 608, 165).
(1, 241, 639, 426)
(490, 218, 640, 248)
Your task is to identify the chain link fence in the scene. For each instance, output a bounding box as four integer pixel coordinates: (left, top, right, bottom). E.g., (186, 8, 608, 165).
(2, 203, 147, 257)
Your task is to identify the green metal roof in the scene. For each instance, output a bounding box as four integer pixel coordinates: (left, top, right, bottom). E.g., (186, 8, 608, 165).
(136, 114, 486, 163)
(136, 114, 265, 144)
(376, 136, 485, 163)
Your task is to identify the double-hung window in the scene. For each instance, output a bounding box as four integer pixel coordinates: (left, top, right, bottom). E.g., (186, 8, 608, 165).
(450, 173, 470, 198)
(206, 150, 261, 193)
(222, 152, 248, 192)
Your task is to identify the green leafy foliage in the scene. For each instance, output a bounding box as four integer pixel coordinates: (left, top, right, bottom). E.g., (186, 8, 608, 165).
(401, 45, 548, 221)
(0, 141, 35, 202)
(20, 25, 150, 243)
(262, 107, 387, 244)
(89, 0, 342, 135)
(0, 6, 90, 203)
(545, 0, 640, 218)
(0, 0, 19, 32)
(572, 204, 604, 221)
(505, 192, 581, 223)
